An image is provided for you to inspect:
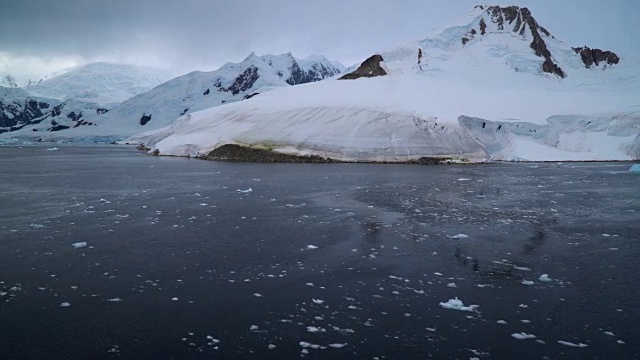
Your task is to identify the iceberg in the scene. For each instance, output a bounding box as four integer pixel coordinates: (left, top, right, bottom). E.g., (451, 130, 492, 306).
(630, 164, 640, 173)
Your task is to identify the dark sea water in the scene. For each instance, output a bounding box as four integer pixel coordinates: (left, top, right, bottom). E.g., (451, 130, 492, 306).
(0, 144, 638, 359)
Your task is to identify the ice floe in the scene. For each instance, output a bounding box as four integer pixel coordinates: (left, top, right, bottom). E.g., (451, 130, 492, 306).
(72, 242, 87, 249)
(538, 274, 552, 282)
(439, 297, 479, 312)
(512, 333, 536, 340)
(557, 340, 588, 348)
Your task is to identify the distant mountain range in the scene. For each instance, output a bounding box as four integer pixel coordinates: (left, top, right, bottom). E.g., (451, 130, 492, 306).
(0, 54, 344, 138)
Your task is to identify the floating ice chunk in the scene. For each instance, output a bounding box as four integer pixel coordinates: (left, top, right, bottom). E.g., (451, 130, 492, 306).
(306, 245, 319, 250)
(106, 298, 122, 302)
(457, 178, 472, 181)
(604, 331, 615, 336)
(59, 302, 71, 307)
(72, 242, 87, 249)
(512, 333, 536, 340)
(538, 274, 552, 282)
(497, 320, 508, 324)
(439, 297, 479, 312)
(250, 325, 259, 331)
(306, 326, 324, 333)
(617, 340, 625, 344)
(557, 341, 588, 348)
(521, 280, 534, 285)
(629, 164, 640, 173)
(236, 188, 253, 193)
(299, 341, 322, 349)
(29, 224, 45, 229)
(46, 147, 59, 151)
(448, 234, 469, 239)
(268, 344, 276, 349)
(253, 293, 262, 298)
(447, 283, 457, 288)
(171, 297, 179, 301)
(312, 298, 324, 304)
(99, 198, 110, 203)
(514, 266, 531, 271)
(329, 343, 348, 348)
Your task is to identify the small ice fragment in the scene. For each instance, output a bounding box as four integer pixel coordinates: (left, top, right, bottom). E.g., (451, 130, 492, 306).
(250, 325, 259, 331)
(497, 320, 507, 324)
(72, 242, 87, 249)
(521, 280, 534, 285)
(447, 283, 457, 288)
(457, 178, 471, 181)
(106, 298, 122, 302)
(306, 282, 315, 287)
(557, 341, 588, 348)
(236, 188, 253, 193)
(512, 333, 536, 340)
(29, 224, 45, 229)
(268, 344, 276, 349)
(253, 293, 262, 298)
(328, 343, 347, 348)
(448, 234, 469, 239)
(538, 274, 552, 282)
(604, 332, 615, 336)
(439, 297, 479, 312)
(306, 245, 319, 250)
(602, 234, 611, 237)
(59, 302, 71, 307)
(312, 298, 324, 304)
(46, 147, 59, 151)
(306, 326, 323, 333)
(617, 340, 625, 344)
(171, 297, 179, 301)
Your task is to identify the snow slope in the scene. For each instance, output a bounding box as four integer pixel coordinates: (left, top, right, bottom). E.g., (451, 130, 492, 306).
(130, 5, 640, 162)
(26, 62, 172, 106)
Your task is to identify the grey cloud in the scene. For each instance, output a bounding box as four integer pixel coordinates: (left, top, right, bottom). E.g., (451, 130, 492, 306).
(1, 0, 637, 77)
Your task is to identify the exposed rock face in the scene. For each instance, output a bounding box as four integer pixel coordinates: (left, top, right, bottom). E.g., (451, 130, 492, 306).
(286, 60, 341, 85)
(572, 46, 620, 68)
(227, 66, 260, 95)
(339, 55, 388, 80)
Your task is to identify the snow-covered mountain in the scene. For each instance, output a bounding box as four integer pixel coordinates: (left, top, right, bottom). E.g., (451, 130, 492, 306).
(0, 62, 172, 138)
(94, 52, 344, 132)
(131, 5, 640, 162)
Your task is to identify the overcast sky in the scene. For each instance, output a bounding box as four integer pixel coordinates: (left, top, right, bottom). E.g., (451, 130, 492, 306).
(1, 0, 637, 83)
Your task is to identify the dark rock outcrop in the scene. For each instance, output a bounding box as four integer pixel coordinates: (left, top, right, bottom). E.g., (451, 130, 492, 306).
(140, 113, 152, 126)
(227, 66, 260, 95)
(572, 46, 620, 68)
(339, 55, 387, 80)
(200, 144, 335, 163)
